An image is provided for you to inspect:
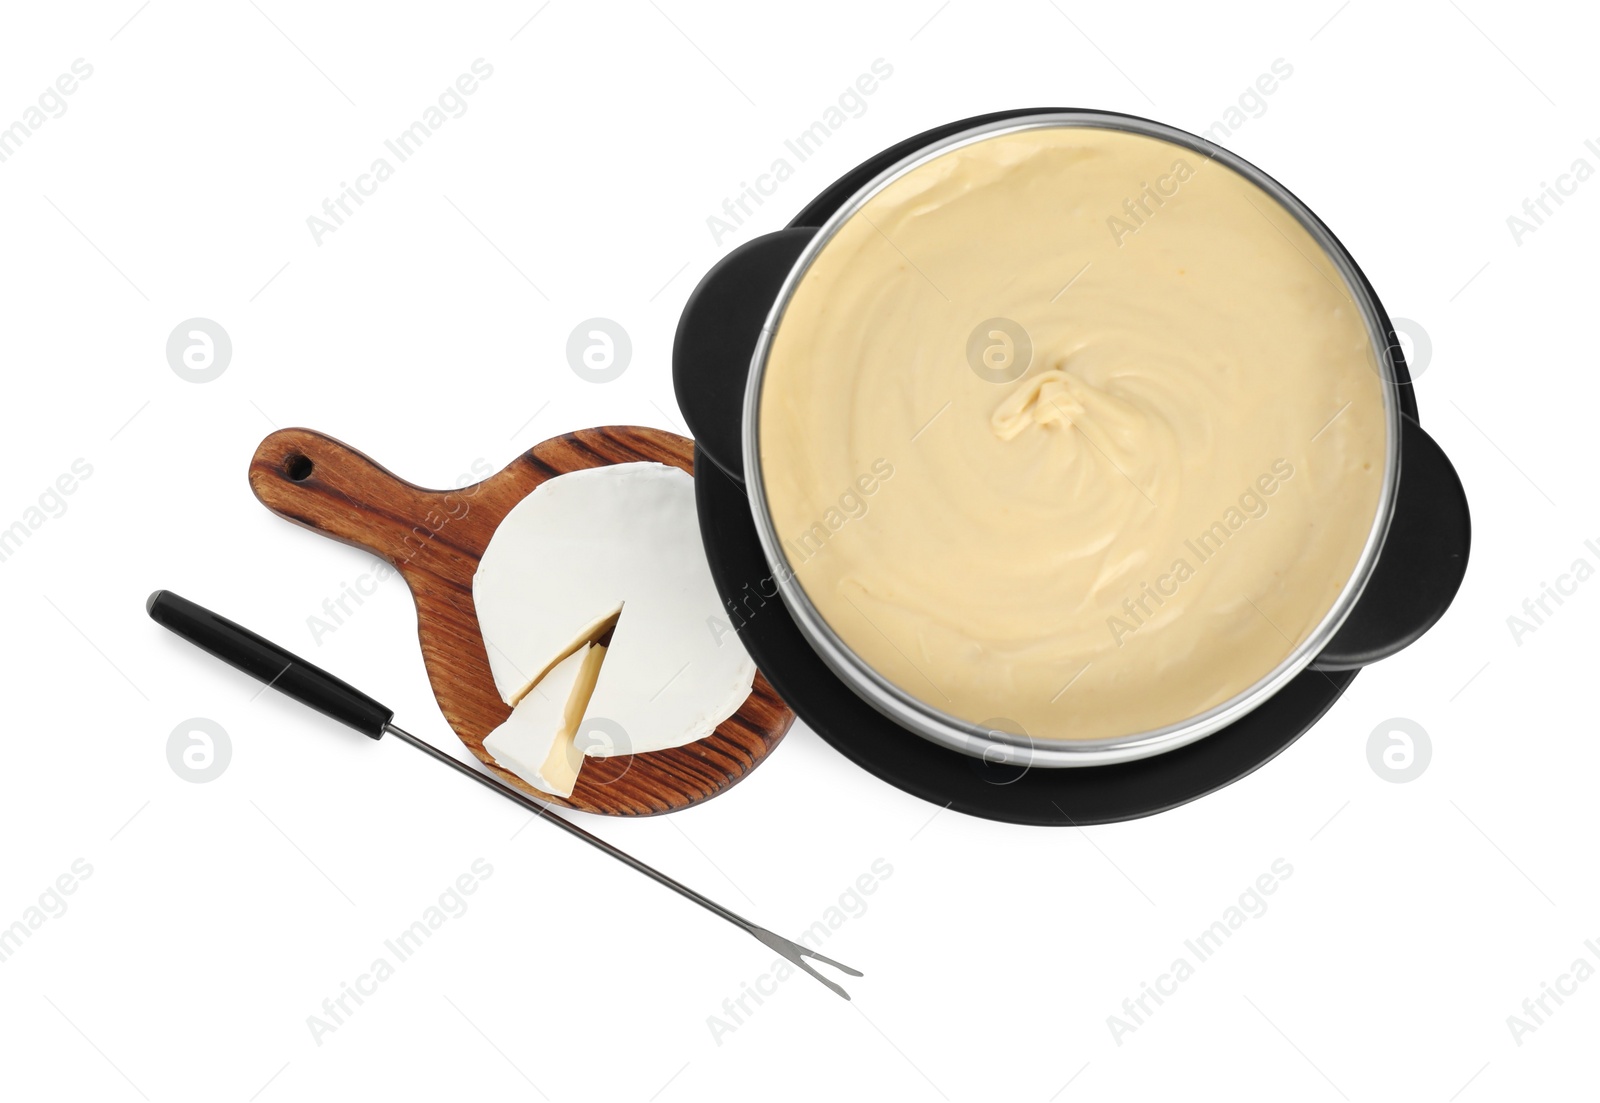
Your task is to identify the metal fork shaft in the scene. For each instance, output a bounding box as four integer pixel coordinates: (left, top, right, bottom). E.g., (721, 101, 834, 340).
(386, 724, 760, 929)
(385, 725, 860, 998)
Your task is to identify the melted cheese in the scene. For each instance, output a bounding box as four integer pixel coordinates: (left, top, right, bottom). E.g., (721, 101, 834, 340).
(757, 125, 1387, 742)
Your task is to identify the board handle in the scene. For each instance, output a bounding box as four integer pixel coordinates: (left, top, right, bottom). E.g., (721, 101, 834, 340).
(248, 427, 484, 575)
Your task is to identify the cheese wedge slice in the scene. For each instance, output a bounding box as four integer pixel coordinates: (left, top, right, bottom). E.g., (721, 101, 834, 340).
(483, 643, 608, 798)
(473, 462, 756, 765)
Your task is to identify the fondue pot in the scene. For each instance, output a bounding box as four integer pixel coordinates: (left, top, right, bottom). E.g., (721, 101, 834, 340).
(673, 109, 1470, 824)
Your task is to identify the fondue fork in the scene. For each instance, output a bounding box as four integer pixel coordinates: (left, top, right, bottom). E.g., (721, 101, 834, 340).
(146, 590, 862, 999)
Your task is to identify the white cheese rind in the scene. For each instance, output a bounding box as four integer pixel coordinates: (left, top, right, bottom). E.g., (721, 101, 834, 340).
(482, 647, 589, 797)
(473, 462, 756, 759)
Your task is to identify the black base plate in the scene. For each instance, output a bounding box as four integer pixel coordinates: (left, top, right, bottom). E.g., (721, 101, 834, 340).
(697, 445, 1357, 825)
(680, 107, 1449, 823)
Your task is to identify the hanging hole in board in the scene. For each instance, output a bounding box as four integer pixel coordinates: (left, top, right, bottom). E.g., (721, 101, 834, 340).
(284, 454, 314, 482)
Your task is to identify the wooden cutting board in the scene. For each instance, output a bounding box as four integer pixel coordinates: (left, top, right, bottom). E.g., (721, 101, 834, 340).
(248, 425, 793, 816)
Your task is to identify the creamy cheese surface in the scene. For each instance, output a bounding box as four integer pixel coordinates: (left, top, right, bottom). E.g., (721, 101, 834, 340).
(757, 125, 1388, 742)
(473, 462, 757, 780)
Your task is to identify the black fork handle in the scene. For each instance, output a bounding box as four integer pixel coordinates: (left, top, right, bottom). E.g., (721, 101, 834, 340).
(146, 590, 393, 738)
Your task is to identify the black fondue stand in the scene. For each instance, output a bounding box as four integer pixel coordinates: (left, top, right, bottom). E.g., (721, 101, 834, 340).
(673, 109, 1471, 825)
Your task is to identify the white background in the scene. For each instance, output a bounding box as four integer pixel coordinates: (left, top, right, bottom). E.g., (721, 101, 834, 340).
(0, 1, 1593, 1100)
